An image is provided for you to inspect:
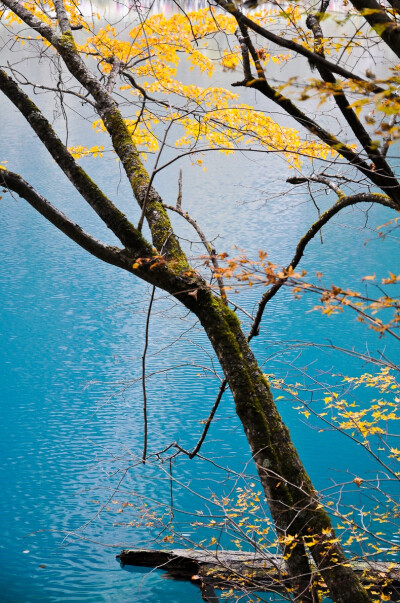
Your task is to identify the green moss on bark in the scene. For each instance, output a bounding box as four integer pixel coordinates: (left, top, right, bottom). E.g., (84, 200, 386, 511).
(60, 31, 77, 52)
(190, 288, 372, 603)
(101, 109, 189, 268)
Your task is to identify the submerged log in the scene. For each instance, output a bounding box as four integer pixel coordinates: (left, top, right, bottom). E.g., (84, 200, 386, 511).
(118, 548, 400, 595)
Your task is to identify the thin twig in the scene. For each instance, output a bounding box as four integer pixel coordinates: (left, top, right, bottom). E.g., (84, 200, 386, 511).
(188, 379, 228, 459)
(142, 285, 156, 463)
(164, 204, 227, 301)
(177, 168, 182, 210)
(169, 458, 174, 519)
(138, 120, 174, 232)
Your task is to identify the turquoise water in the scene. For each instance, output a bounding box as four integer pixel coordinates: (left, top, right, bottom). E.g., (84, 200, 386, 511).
(1, 5, 400, 601)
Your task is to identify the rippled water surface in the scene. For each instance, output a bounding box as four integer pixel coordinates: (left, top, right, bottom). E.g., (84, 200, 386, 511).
(1, 2, 399, 601)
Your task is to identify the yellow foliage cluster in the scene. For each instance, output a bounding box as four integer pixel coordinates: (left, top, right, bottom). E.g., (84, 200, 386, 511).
(271, 367, 400, 444)
(5, 1, 400, 166)
(174, 104, 333, 167)
(62, 7, 331, 166)
(3, 1, 88, 30)
(67, 145, 104, 159)
(78, 9, 235, 75)
(1, 2, 338, 166)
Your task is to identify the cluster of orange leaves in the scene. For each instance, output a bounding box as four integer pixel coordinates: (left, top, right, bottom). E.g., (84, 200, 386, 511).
(205, 251, 399, 338)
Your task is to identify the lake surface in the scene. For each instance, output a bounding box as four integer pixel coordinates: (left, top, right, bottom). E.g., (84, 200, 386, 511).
(0, 2, 399, 601)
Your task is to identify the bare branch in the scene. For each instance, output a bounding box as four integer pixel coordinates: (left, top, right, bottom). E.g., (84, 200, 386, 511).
(350, 0, 400, 58)
(235, 27, 252, 81)
(235, 23, 265, 80)
(382, 113, 398, 157)
(250, 192, 396, 338)
(305, 10, 399, 193)
(177, 168, 182, 210)
(163, 204, 227, 301)
(53, 0, 72, 35)
(231, 74, 400, 207)
(137, 120, 175, 233)
(288, 174, 344, 197)
(142, 286, 156, 463)
(0, 169, 131, 271)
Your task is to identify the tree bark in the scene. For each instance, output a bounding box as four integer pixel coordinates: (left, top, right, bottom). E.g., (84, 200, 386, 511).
(188, 289, 372, 603)
(350, 0, 400, 58)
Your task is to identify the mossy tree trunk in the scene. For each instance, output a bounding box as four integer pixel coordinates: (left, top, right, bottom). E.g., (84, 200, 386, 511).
(188, 289, 372, 603)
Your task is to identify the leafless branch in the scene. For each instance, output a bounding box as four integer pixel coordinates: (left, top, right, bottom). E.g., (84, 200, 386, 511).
(0, 169, 131, 271)
(177, 168, 182, 210)
(142, 285, 156, 463)
(250, 192, 396, 338)
(163, 204, 227, 301)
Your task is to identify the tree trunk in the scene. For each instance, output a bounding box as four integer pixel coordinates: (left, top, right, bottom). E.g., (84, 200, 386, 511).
(188, 288, 372, 603)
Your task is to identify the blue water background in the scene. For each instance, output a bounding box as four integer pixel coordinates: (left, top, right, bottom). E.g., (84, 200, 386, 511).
(1, 3, 399, 601)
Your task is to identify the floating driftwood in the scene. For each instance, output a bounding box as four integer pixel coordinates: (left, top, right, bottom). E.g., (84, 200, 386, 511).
(118, 548, 400, 597)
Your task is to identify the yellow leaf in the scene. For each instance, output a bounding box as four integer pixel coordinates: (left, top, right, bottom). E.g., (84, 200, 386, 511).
(362, 274, 376, 281)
